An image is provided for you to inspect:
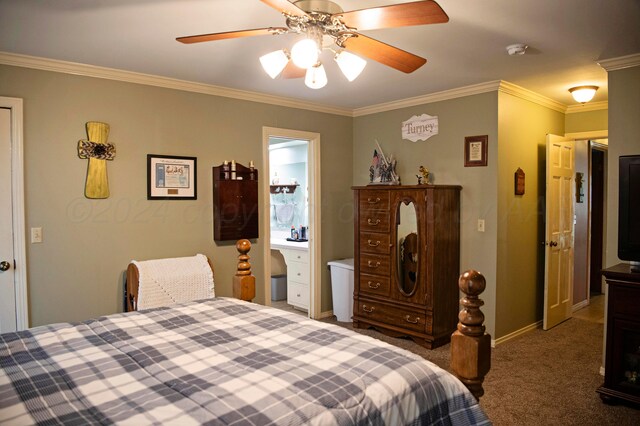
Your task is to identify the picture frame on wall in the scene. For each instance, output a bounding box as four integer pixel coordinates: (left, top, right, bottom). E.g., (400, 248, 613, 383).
(464, 135, 488, 167)
(147, 154, 197, 200)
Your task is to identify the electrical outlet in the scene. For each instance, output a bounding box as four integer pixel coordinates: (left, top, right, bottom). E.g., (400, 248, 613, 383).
(31, 227, 42, 243)
(477, 219, 485, 233)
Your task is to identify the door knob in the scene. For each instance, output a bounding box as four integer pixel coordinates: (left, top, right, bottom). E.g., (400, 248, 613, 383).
(0, 261, 10, 271)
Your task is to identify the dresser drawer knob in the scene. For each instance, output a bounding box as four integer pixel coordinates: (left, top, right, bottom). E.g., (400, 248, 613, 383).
(362, 305, 375, 313)
(367, 260, 381, 268)
(404, 315, 420, 324)
(367, 239, 380, 247)
(367, 197, 380, 204)
(368, 281, 381, 289)
(367, 218, 381, 226)
(297, 272, 301, 276)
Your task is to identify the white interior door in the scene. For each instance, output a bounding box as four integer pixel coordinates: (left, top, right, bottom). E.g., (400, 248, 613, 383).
(0, 107, 17, 332)
(544, 134, 575, 330)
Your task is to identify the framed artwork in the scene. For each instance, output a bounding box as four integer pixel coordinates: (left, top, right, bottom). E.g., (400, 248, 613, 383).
(147, 154, 197, 200)
(464, 135, 488, 167)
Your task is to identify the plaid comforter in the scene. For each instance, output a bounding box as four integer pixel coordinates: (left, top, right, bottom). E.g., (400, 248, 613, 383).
(0, 298, 490, 425)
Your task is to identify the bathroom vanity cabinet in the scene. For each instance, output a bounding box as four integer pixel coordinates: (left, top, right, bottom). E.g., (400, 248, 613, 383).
(212, 162, 258, 242)
(352, 185, 461, 349)
(279, 248, 310, 310)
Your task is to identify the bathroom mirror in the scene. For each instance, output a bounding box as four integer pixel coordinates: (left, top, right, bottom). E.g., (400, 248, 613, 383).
(396, 200, 418, 295)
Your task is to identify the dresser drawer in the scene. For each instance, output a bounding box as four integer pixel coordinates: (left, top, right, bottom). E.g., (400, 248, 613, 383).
(288, 282, 309, 308)
(359, 254, 390, 276)
(359, 273, 390, 297)
(287, 261, 310, 283)
(359, 232, 391, 254)
(280, 249, 309, 264)
(359, 210, 390, 233)
(357, 300, 431, 334)
(359, 191, 390, 210)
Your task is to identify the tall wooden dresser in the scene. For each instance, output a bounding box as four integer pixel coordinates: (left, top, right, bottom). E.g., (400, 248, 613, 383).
(352, 185, 461, 349)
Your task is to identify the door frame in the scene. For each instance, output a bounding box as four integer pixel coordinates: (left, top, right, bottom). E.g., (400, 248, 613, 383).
(565, 130, 608, 308)
(1, 96, 28, 330)
(262, 127, 321, 319)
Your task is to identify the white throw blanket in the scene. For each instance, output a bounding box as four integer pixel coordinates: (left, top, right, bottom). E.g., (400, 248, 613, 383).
(133, 254, 214, 310)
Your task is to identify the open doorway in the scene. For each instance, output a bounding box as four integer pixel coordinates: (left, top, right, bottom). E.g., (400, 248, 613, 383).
(571, 135, 607, 317)
(262, 127, 321, 319)
(589, 143, 607, 294)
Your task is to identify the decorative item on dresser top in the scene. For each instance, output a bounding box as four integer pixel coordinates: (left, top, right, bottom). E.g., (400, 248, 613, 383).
(0, 239, 491, 424)
(212, 161, 258, 242)
(352, 184, 461, 349)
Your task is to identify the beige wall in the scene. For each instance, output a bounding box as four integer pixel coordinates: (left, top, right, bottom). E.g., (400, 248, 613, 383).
(565, 109, 608, 134)
(0, 64, 353, 326)
(495, 92, 565, 338)
(353, 92, 500, 336)
(606, 65, 640, 268)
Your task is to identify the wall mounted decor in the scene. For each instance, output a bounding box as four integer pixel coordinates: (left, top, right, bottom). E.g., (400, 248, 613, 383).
(464, 135, 488, 167)
(147, 154, 197, 200)
(576, 172, 584, 203)
(77, 121, 116, 199)
(402, 113, 439, 142)
(213, 162, 258, 242)
(515, 168, 525, 195)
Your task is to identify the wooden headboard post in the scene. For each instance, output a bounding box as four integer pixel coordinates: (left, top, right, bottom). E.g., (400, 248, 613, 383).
(451, 270, 491, 400)
(233, 239, 256, 302)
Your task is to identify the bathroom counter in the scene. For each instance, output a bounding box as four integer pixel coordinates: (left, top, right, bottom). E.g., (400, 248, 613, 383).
(271, 238, 308, 251)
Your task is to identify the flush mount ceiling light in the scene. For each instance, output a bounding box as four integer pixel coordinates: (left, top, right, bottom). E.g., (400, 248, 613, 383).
(506, 43, 528, 56)
(177, 0, 450, 89)
(569, 85, 599, 103)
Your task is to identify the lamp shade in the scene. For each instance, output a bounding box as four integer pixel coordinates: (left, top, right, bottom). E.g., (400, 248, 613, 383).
(569, 85, 598, 103)
(259, 50, 289, 79)
(291, 38, 319, 69)
(335, 51, 366, 81)
(305, 63, 327, 89)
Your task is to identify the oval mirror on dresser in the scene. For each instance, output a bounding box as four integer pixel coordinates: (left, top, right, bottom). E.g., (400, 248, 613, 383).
(397, 200, 418, 295)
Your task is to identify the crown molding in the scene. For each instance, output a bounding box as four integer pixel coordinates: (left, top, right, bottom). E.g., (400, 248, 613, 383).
(352, 81, 502, 117)
(0, 51, 352, 117)
(565, 100, 608, 114)
(598, 53, 640, 72)
(497, 81, 567, 113)
(2, 51, 592, 118)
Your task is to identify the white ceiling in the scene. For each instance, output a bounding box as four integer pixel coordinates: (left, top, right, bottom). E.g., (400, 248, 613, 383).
(1, 0, 639, 111)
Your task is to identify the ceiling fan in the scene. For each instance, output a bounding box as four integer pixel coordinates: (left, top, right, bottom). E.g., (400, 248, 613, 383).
(177, 0, 449, 87)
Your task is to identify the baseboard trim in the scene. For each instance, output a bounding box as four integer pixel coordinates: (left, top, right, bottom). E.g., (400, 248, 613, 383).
(573, 299, 589, 312)
(493, 321, 542, 347)
(318, 310, 334, 320)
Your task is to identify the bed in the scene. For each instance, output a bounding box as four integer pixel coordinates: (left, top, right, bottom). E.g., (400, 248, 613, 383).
(0, 241, 490, 425)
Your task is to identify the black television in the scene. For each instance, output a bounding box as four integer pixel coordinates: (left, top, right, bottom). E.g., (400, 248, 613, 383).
(618, 155, 640, 272)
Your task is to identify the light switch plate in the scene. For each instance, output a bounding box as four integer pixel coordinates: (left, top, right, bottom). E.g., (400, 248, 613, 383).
(477, 219, 485, 233)
(31, 227, 42, 243)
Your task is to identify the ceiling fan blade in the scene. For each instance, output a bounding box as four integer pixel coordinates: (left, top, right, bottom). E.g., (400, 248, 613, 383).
(177, 27, 287, 44)
(280, 61, 306, 79)
(342, 34, 426, 73)
(337, 0, 448, 31)
(260, 0, 309, 18)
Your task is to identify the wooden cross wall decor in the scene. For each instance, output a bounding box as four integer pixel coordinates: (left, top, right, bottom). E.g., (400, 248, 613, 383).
(77, 121, 116, 199)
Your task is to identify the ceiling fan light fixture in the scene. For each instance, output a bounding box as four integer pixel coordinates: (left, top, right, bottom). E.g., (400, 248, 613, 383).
(305, 63, 327, 89)
(259, 49, 289, 79)
(569, 85, 598, 103)
(291, 38, 319, 69)
(335, 51, 367, 81)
